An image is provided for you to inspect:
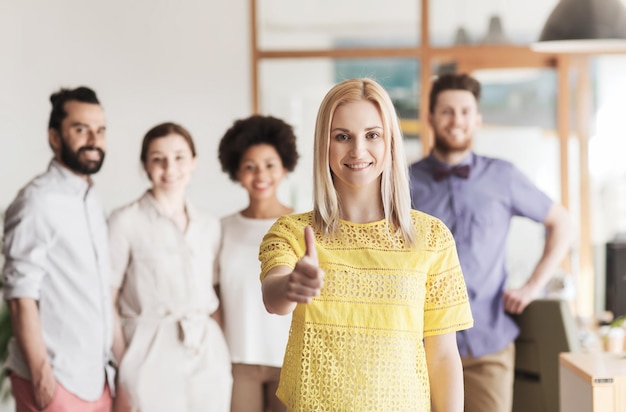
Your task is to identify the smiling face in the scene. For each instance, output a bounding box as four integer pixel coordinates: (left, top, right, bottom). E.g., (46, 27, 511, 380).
(236, 143, 287, 202)
(328, 99, 387, 194)
(429, 89, 482, 155)
(143, 133, 197, 195)
(49, 100, 106, 176)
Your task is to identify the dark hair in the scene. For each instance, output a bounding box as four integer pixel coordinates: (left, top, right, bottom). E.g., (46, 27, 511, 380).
(429, 73, 481, 113)
(218, 115, 299, 181)
(140, 122, 196, 164)
(48, 86, 100, 132)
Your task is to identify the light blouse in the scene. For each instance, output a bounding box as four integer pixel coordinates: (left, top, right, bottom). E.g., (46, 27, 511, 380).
(108, 191, 231, 412)
(218, 212, 291, 367)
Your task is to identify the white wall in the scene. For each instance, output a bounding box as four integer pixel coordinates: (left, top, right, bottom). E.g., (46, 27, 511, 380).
(0, 0, 252, 218)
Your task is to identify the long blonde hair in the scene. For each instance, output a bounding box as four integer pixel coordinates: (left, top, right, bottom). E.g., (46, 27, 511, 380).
(312, 78, 415, 245)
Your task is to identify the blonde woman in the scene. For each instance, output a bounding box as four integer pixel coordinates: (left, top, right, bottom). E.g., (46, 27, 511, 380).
(259, 78, 474, 411)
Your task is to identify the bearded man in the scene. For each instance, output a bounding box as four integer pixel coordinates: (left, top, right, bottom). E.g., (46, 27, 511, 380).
(2, 87, 114, 411)
(409, 73, 573, 412)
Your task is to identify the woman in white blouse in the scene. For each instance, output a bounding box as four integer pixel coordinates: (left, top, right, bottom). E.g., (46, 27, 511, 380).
(217, 115, 299, 412)
(109, 122, 232, 412)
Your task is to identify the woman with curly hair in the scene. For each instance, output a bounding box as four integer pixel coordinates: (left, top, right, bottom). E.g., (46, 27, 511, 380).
(217, 115, 299, 412)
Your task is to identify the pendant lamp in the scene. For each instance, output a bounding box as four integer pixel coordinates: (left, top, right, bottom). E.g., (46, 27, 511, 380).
(532, 0, 626, 53)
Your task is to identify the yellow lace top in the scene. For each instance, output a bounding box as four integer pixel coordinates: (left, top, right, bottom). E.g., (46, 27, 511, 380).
(259, 211, 473, 412)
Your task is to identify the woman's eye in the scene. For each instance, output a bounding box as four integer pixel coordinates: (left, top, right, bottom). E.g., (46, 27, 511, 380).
(367, 132, 380, 140)
(335, 134, 349, 141)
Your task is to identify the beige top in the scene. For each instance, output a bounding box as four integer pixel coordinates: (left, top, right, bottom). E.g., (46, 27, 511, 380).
(109, 192, 220, 317)
(108, 191, 231, 412)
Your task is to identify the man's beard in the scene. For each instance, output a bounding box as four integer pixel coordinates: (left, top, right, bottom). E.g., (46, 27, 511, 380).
(433, 131, 472, 154)
(59, 135, 105, 175)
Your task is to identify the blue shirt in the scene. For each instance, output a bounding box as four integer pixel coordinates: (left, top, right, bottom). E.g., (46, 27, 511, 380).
(409, 152, 553, 357)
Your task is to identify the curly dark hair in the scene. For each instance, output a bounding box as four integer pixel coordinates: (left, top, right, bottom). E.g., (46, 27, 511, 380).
(218, 115, 299, 181)
(429, 73, 481, 114)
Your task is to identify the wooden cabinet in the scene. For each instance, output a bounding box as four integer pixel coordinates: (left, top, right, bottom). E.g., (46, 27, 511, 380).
(559, 352, 626, 412)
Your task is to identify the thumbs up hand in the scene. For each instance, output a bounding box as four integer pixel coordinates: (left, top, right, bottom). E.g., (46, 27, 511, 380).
(286, 226, 325, 303)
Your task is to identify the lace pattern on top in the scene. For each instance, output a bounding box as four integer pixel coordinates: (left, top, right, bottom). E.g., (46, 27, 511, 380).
(259, 211, 473, 411)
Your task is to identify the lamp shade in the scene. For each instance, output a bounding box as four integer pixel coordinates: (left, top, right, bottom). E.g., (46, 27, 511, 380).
(532, 0, 626, 53)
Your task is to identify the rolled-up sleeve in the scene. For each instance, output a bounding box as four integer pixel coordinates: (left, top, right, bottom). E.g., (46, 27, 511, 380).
(2, 194, 49, 300)
(509, 164, 553, 222)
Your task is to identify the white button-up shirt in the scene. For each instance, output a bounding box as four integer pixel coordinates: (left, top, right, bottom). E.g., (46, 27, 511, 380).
(2, 160, 114, 401)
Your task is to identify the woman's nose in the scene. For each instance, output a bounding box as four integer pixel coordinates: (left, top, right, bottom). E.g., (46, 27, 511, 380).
(349, 138, 364, 157)
(254, 166, 267, 177)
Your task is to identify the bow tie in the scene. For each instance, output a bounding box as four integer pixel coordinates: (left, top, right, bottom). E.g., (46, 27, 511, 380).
(433, 164, 471, 182)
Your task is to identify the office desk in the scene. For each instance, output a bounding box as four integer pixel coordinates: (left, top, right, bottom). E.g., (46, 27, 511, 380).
(559, 352, 626, 412)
